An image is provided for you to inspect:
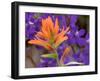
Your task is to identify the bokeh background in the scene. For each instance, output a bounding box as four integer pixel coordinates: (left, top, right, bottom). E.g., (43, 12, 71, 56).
(25, 12, 89, 68)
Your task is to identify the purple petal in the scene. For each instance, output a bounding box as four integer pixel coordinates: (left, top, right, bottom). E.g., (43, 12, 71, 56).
(85, 33, 89, 40)
(70, 15, 78, 24)
(76, 38, 86, 46)
(70, 24, 78, 32)
(78, 29, 85, 37)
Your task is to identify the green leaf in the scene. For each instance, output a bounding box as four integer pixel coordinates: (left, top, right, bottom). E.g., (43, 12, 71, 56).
(41, 53, 57, 59)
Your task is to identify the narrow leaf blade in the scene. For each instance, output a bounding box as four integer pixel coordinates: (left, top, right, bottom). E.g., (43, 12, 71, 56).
(41, 53, 57, 59)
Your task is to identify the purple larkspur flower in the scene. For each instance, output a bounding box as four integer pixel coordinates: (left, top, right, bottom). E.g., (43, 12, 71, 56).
(72, 46, 89, 65)
(37, 58, 57, 67)
(61, 19, 89, 65)
(67, 28, 87, 47)
(72, 33, 89, 65)
(25, 12, 42, 39)
(69, 15, 79, 32)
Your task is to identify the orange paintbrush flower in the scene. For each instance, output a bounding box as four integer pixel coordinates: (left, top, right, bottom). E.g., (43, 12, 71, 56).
(28, 16, 70, 51)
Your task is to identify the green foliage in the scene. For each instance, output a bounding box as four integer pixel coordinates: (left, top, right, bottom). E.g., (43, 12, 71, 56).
(41, 53, 57, 59)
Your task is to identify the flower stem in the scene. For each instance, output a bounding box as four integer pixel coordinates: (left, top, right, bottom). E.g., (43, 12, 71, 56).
(53, 49, 62, 66)
(52, 45, 62, 66)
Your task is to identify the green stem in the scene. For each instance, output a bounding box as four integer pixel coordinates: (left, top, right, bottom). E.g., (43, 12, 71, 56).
(52, 44, 63, 66)
(54, 50, 61, 66)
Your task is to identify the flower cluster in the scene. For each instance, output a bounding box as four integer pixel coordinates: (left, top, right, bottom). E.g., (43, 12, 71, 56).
(25, 12, 89, 67)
